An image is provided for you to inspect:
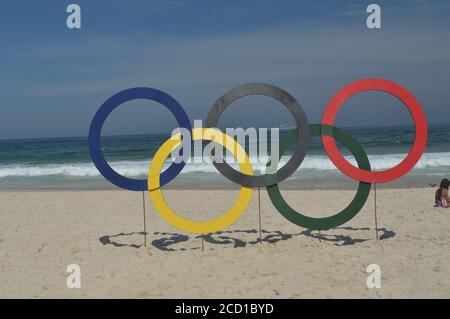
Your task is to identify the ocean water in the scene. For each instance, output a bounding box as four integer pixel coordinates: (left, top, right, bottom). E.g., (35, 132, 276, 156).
(0, 125, 449, 190)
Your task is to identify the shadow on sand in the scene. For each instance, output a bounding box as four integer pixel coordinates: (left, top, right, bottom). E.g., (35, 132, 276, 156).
(99, 226, 396, 251)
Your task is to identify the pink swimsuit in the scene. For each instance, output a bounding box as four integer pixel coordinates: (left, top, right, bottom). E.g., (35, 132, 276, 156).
(441, 197, 448, 208)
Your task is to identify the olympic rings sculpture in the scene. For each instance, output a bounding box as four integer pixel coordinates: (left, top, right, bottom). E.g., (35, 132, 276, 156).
(89, 78, 428, 233)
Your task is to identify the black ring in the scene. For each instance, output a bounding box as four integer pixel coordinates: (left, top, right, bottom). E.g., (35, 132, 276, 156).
(205, 83, 309, 187)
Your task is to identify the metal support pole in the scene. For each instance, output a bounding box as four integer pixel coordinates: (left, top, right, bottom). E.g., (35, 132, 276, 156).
(142, 191, 147, 247)
(374, 183, 379, 241)
(258, 187, 262, 243)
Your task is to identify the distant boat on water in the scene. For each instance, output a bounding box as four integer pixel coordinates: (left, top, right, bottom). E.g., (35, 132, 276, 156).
(276, 123, 295, 131)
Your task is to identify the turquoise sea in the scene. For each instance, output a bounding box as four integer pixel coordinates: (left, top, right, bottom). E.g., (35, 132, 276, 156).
(0, 124, 449, 190)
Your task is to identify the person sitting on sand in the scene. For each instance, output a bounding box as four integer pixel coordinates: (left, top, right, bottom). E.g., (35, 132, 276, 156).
(435, 179, 450, 208)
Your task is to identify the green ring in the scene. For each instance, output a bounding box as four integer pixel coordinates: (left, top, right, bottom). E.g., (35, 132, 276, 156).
(266, 124, 372, 230)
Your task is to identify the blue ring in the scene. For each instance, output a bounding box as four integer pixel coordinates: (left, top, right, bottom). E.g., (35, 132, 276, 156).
(88, 87, 191, 191)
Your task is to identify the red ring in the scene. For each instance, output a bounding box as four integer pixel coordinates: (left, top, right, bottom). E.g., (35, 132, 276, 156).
(321, 78, 428, 184)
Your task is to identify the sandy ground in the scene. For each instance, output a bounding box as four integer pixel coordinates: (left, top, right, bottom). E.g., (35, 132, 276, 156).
(0, 187, 449, 298)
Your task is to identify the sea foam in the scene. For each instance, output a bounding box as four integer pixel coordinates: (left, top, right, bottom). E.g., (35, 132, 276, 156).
(0, 152, 448, 178)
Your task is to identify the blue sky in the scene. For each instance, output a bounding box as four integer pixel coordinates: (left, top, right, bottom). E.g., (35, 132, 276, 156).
(0, 0, 450, 139)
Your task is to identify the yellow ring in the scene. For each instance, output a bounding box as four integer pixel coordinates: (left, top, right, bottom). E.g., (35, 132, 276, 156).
(148, 128, 254, 234)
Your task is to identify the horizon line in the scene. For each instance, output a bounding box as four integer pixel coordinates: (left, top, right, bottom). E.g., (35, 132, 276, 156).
(0, 122, 449, 142)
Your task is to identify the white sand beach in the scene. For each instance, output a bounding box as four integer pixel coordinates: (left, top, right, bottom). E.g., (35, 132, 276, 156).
(0, 187, 449, 298)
